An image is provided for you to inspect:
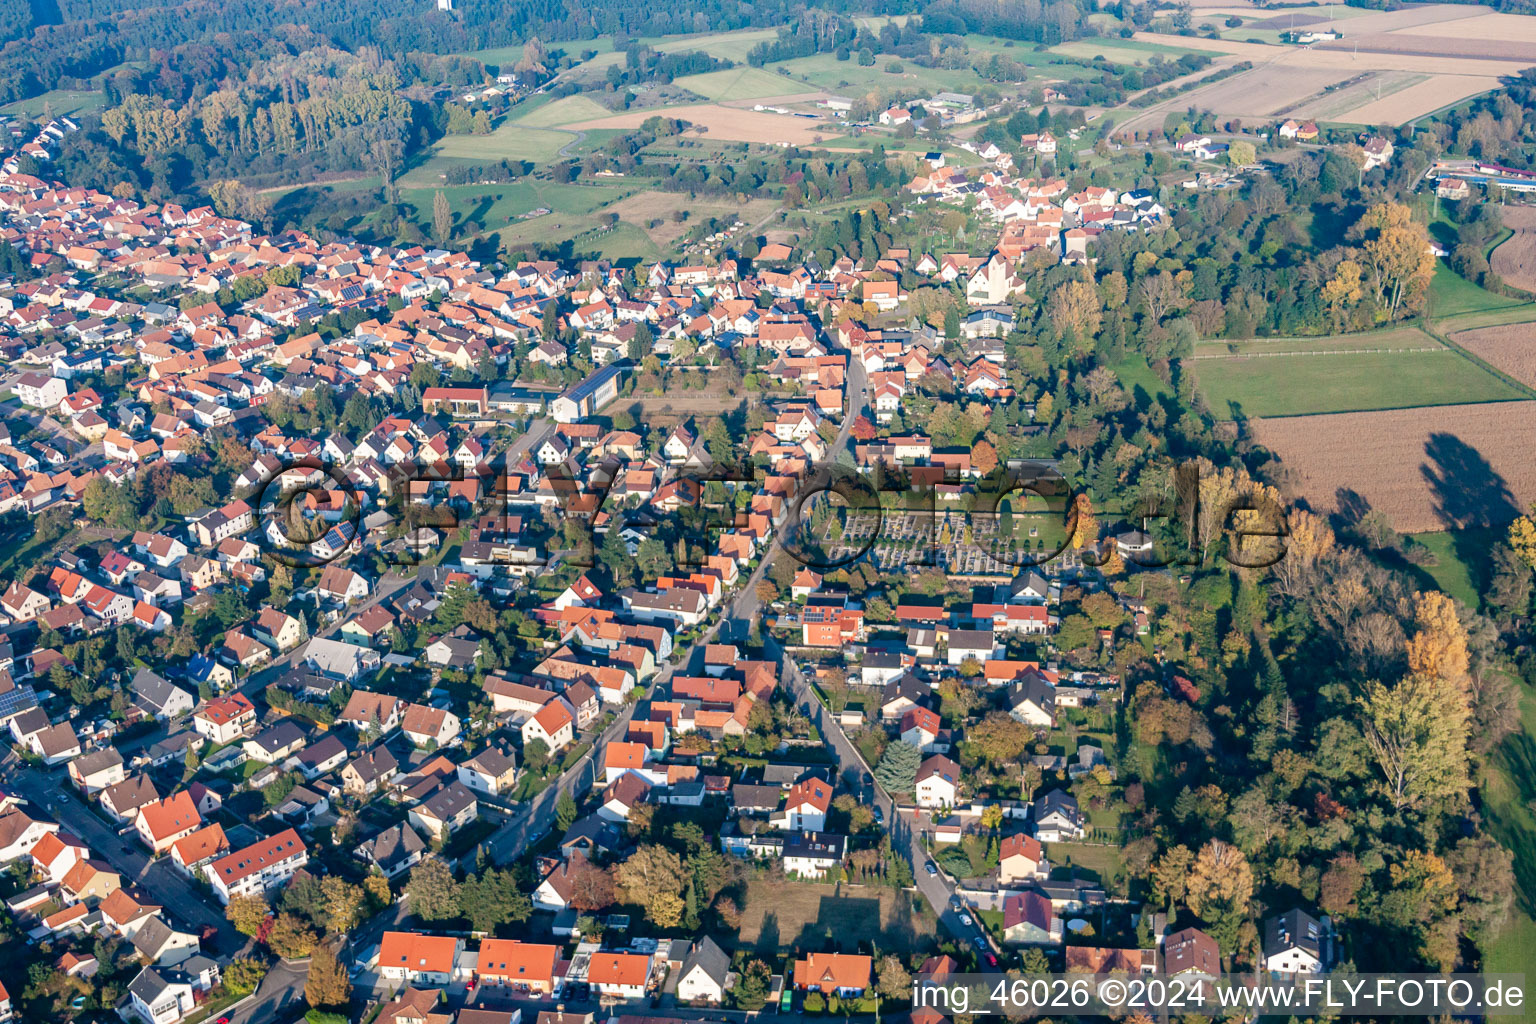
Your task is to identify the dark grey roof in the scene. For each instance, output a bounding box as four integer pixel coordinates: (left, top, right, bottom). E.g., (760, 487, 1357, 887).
(130, 668, 190, 713)
(679, 935, 730, 987)
(420, 780, 476, 821)
(783, 830, 846, 862)
(359, 823, 425, 870)
(1265, 908, 1324, 958)
(249, 720, 306, 754)
(731, 784, 781, 811)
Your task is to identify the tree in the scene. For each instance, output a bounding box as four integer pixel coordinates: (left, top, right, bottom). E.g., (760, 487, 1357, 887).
(227, 894, 270, 936)
(321, 877, 366, 933)
(1359, 673, 1469, 809)
(616, 845, 688, 923)
(407, 857, 462, 922)
(972, 439, 998, 477)
(967, 712, 1032, 765)
(223, 958, 267, 996)
(555, 791, 579, 832)
(568, 859, 617, 911)
(433, 190, 452, 246)
(877, 955, 911, 1000)
(873, 740, 922, 793)
(1405, 590, 1469, 688)
(1151, 845, 1194, 909)
(734, 959, 772, 1010)
(266, 912, 318, 959)
(460, 868, 532, 932)
(1046, 278, 1102, 344)
(1227, 140, 1256, 166)
(305, 946, 351, 1009)
(1319, 853, 1364, 918)
(1186, 840, 1253, 952)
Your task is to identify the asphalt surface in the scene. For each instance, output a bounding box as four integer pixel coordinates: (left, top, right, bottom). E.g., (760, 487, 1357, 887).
(4, 757, 243, 951)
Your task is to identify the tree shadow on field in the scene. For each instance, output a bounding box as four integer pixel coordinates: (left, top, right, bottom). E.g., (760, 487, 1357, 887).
(1422, 432, 1520, 602)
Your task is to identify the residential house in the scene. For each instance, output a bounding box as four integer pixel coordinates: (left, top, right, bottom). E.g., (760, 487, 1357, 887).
(1162, 925, 1221, 979)
(457, 747, 518, 796)
(68, 748, 126, 795)
(407, 781, 478, 840)
(190, 693, 256, 744)
(342, 745, 400, 796)
(1003, 892, 1063, 945)
(475, 939, 559, 993)
(1263, 909, 1330, 976)
(378, 931, 465, 986)
(205, 829, 308, 904)
(998, 833, 1045, 884)
(587, 952, 653, 1000)
(782, 831, 847, 880)
(675, 936, 732, 1004)
(401, 703, 461, 749)
(358, 824, 427, 879)
(793, 953, 871, 996)
(915, 755, 961, 809)
(1032, 790, 1085, 842)
(134, 793, 202, 854)
(243, 720, 307, 764)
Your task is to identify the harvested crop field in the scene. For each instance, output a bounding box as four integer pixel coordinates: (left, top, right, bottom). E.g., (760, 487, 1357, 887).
(1253, 401, 1536, 533)
(1394, 11, 1536, 42)
(569, 103, 839, 145)
(1190, 65, 1358, 118)
(603, 190, 779, 246)
(1452, 323, 1536, 388)
(1330, 74, 1499, 125)
(1491, 206, 1536, 296)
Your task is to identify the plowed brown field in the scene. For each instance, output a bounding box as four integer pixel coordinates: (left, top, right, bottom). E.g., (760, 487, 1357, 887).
(1491, 206, 1536, 296)
(1253, 401, 1536, 532)
(1452, 322, 1536, 388)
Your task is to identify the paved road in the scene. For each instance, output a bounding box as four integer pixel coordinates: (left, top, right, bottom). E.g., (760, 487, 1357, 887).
(6, 762, 243, 952)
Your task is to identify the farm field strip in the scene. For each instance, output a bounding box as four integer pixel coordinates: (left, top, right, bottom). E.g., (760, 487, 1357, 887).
(1193, 340, 1525, 418)
(673, 66, 812, 102)
(1491, 206, 1536, 296)
(1252, 401, 1536, 533)
(1286, 70, 1427, 121)
(1451, 323, 1536, 390)
(565, 102, 842, 145)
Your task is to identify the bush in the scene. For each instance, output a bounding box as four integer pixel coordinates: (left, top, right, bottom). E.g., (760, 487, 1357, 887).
(804, 992, 825, 1013)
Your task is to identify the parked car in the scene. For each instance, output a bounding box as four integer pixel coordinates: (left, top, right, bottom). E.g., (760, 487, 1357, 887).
(925, 862, 938, 876)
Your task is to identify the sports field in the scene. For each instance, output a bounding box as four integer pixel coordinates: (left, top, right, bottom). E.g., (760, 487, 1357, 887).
(1193, 328, 1524, 418)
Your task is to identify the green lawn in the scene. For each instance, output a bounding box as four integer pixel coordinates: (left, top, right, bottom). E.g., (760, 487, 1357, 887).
(431, 122, 573, 164)
(1111, 354, 1174, 404)
(674, 66, 806, 101)
(646, 28, 782, 62)
(769, 53, 994, 95)
(1044, 841, 1124, 886)
(1428, 260, 1527, 320)
(1051, 39, 1206, 62)
(1, 89, 106, 118)
(387, 180, 637, 250)
(1404, 529, 1497, 609)
(511, 94, 613, 128)
(1193, 336, 1524, 418)
(1477, 678, 1536, 983)
(1433, 303, 1536, 334)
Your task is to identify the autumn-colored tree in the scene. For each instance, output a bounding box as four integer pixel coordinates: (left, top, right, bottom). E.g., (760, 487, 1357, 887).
(433, 190, 452, 247)
(1271, 507, 1335, 596)
(1320, 259, 1364, 326)
(1186, 840, 1253, 951)
(266, 912, 318, 959)
(322, 877, 366, 933)
(305, 945, 352, 1009)
(851, 415, 877, 441)
(1354, 202, 1436, 317)
(1046, 278, 1102, 347)
(1068, 493, 1098, 550)
(226, 894, 270, 936)
(1405, 590, 1470, 689)
(1509, 507, 1536, 570)
(617, 845, 687, 925)
(967, 712, 1033, 765)
(971, 439, 998, 476)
